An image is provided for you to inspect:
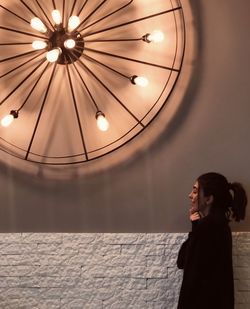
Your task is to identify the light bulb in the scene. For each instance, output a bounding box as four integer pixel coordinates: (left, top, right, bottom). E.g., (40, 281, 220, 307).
(32, 40, 47, 50)
(146, 30, 164, 43)
(46, 48, 61, 62)
(96, 112, 109, 132)
(68, 16, 80, 32)
(52, 10, 62, 25)
(64, 39, 76, 49)
(132, 76, 149, 87)
(1, 110, 18, 127)
(1, 114, 14, 127)
(30, 17, 47, 33)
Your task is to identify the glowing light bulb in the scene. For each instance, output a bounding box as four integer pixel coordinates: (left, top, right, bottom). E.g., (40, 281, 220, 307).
(46, 48, 61, 62)
(52, 10, 62, 25)
(96, 112, 109, 132)
(68, 16, 80, 32)
(144, 31, 164, 43)
(30, 17, 47, 33)
(1, 110, 18, 127)
(32, 40, 47, 50)
(64, 39, 76, 49)
(132, 76, 149, 87)
(1, 114, 14, 127)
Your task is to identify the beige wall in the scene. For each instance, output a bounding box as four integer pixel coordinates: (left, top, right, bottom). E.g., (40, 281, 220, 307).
(0, 0, 250, 232)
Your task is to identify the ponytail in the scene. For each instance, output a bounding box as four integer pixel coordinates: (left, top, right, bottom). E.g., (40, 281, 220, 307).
(198, 172, 248, 222)
(229, 182, 247, 222)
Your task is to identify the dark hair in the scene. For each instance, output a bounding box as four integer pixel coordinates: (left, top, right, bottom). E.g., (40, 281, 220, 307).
(197, 172, 247, 221)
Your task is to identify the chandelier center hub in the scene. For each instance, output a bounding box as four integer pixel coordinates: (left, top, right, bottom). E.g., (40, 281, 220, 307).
(49, 29, 84, 65)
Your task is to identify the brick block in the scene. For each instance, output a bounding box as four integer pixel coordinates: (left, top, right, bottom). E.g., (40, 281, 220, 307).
(0, 243, 37, 255)
(22, 233, 62, 244)
(235, 255, 250, 267)
(0, 254, 40, 266)
(235, 291, 250, 304)
(234, 267, 250, 279)
(0, 234, 22, 243)
(146, 234, 186, 245)
(121, 244, 165, 256)
(62, 233, 103, 244)
(103, 233, 146, 244)
(236, 280, 250, 291)
(61, 298, 103, 309)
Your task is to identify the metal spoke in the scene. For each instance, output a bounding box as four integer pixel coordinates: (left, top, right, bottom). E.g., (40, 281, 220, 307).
(66, 65, 88, 161)
(0, 58, 46, 105)
(62, 0, 65, 27)
(25, 63, 57, 160)
(0, 42, 32, 46)
(80, 0, 133, 33)
(82, 53, 129, 79)
(0, 26, 48, 39)
(75, 0, 107, 32)
(0, 4, 30, 24)
(35, 0, 55, 30)
(18, 62, 50, 112)
(83, 6, 182, 37)
(76, 57, 144, 127)
(70, 0, 78, 17)
(84, 47, 179, 72)
(0, 51, 45, 79)
(19, 0, 52, 32)
(72, 62, 99, 111)
(84, 38, 141, 43)
(20, 0, 39, 18)
(0, 50, 38, 64)
(52, 0, 56, 10)
(77, 0, 89, 16)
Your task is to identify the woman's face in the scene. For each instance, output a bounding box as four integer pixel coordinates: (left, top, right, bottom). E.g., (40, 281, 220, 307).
(189, 180, 213, 215)
(189, 181, 199, 211)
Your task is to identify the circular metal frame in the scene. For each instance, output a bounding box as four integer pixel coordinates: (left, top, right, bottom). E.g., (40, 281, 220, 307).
(0, 0, 186, 166)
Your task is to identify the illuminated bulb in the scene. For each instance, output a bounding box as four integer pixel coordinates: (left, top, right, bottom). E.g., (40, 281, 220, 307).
(131, 76, 149, 87)
(68, 16, 80, 32)
(52, 10, 62, 25)
(46, 48, 61, 62)
(144, 30, 164, 43)
(1, 115, 14, 127)
(30, 17, 47, 33)
(1, 110, 18, 127)
(64, 39, 76, 49)
(96, 112, 109, 132)
(32, 40, 47, 50)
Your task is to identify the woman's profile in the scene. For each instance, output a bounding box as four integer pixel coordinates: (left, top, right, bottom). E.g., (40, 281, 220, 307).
(177, 172, 247, 309)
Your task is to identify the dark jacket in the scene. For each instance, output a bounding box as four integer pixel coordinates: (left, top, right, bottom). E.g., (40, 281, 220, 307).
(177, 210, 234, 309)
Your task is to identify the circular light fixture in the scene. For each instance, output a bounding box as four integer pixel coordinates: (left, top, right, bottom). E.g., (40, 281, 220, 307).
(0, 0, 186, 168)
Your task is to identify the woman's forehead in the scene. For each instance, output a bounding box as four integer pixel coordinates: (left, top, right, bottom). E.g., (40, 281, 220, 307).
(193, 181, 199, 189)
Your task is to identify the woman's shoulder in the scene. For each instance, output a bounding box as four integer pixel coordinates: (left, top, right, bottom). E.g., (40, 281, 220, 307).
(197, 213, 230, 234)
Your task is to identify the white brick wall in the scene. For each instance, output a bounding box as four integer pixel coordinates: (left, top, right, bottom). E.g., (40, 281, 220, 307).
(0, 233, 249, 309)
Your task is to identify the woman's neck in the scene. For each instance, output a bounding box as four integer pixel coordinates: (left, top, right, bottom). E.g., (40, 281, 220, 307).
(199, 204, 211, 218)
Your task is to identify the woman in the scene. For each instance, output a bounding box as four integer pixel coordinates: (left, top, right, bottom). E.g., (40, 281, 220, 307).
(177, 172, 247, 309)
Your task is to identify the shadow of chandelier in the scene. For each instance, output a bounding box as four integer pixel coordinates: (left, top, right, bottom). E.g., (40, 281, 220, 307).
(0, 0, 186, 166)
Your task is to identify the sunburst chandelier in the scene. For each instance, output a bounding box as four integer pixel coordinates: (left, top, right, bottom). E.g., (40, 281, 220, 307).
(0, 0, 185, 166)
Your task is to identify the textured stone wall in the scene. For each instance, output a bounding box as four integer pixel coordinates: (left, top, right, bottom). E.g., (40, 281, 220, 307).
(0, 233, 249, 309)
